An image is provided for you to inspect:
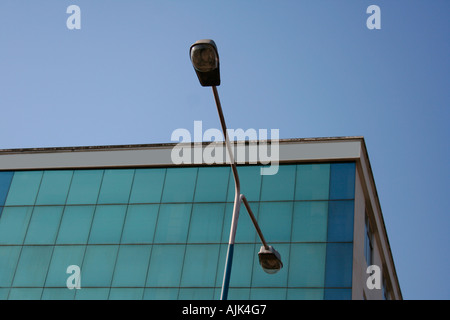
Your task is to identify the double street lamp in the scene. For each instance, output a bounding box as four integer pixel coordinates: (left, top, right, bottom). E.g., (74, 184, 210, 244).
(189, 39, 283, 300)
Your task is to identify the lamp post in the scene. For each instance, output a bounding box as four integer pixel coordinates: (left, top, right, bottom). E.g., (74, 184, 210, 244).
(189, 39, 283, 300)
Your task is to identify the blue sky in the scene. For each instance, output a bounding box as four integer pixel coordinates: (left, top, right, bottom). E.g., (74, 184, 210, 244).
(0, 1, 449, 299)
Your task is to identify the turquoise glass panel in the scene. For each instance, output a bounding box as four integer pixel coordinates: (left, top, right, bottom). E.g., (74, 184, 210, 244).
(41, 288, 75, 300)
(223, 244, 255, 287)
(81, 245, 118, 287)
(56, 206, 95, 244)
(13, 246, 53, 287)
(66, 170, 103, 205)
(325, 243, 353, 288)
(227, 166, 262, 202)
(251, 244, 290, 287)
(257, 202, 293, 242)
(24, 206, 64, 245)
(0, 207, 33, 244)
(260, 165, 296, 201)
(35, 170, 73, 205)
(178, 288, 214, 300)
(97, 169, 134, 204)
(109, 288, 144, 300)
(153, 204, 192, 243)
(227, 288, 250, 300)
(129, 168, 165, 203)
(112, 245, 152, 287)
(74, 288, 110, 300)
(292, 201, 328, 242)
(5, 171, 42, 206)
(8, 288, 43, 300)
(88, 205, 127, 244)
(288, 243, 326, 287)
(250, 288, 286, 300)
(221, 202, 258, 243)
(146, 244, 185, 287)
(45, 245, 86, 287)
(187, 203, 225, 243)
(121, 204, 159, 244)
(143, 288, 179, 300)
(329, 162, 355, 200)
(287, 288, 324, 300)
(0, 289, 9, 300)
(295, 164, 330, 200)
(180, 244, 220, 287)
(0, 171, 13, 206)
(194, 166, 230, 202)
(324, 288, 352, 300)
(0, 246, 21, 286)
(161, 167, 197, 203)
(327, 200, 354, 242)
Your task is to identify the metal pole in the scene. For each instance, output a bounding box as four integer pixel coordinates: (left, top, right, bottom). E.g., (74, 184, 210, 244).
(212, 86, 240, 301)
(240, 194, 269, 250)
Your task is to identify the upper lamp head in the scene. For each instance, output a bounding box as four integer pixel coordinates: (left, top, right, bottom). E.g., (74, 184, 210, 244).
(190, 39, 220, 87)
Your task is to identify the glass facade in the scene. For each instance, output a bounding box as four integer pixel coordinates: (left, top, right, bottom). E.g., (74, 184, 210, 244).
(0, 163, 355, 300)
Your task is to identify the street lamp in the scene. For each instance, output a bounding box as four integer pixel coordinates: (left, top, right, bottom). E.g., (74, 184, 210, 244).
(189, 39, 283, 300)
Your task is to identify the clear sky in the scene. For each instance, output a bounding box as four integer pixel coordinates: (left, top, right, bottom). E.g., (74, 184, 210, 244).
(0, 1, 449, 300)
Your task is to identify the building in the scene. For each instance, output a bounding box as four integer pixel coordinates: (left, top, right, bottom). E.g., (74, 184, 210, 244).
(0, 137, 402, 300)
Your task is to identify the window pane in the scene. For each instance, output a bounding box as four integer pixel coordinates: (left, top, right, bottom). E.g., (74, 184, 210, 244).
(153, 204, 192, 243)
(0, 207, 33, 244)
(146, 244, 185, 287)
(324, 288, 352, 300)
(251, 243, 289, 287)
(226, 244, 255, 287)
(188, 203, 225, 243)
(292, 201, 328, 242)
(112, 245, 152, 287)
(0, 171, 14, 206)
(74, 288, 110, 300)
(13, 246, 53, 287)
(295, 164, 330, 200)
(81, 245, 118, 287)
(8, 288, 43, 300)
(88, 205, 127, 244)
(143, 288, 179, 300)
(227, 166, 262, 202)
(194, 166, 230, 202)
(56, 206, 95, 244)
(329, 162, 355, 200)
(161, 167, 197, 203)
(178, 288, 214, 300)
(129, 168, 165, 203)
(257, 202, 293, 242)
(180, 244, 220, 287)
(250, 288, 286, 300)
(0, 246, 21, 287)
(41, 288, 75, 300)
(5, 171, 42, 206)
(260, 165, 296, 201)
(24, 206, 64, 245)
(287, 288, 324, 300)
(288, 243, 326, 287)
(325, 243, 353, 288)
(121, 204, 159, 244)
(66, 170, 103, 205)
(327, 200, 354, 242)
(97, 169, 134, 204)
(109, 288, 144, 300)
(45, 245, 85, 287)
(35, 170, 73, 205)
(221, 202, 258, 243)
